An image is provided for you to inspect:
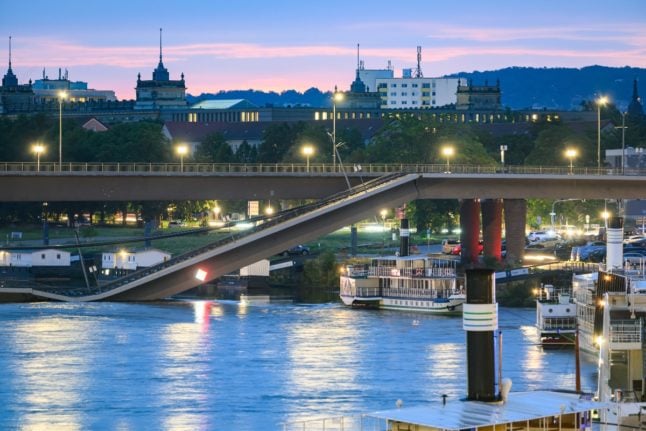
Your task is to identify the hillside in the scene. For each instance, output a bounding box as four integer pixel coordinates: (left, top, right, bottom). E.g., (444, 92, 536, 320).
(188, 66, 646, 111)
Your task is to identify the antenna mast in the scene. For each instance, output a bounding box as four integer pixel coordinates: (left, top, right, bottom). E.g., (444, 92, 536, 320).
(159, 28, 163, 63)
(414, 46, 423, 78)
(8, 36, 11, 69)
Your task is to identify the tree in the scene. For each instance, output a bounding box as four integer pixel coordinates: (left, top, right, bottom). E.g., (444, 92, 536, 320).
(194, 132, 235, 163)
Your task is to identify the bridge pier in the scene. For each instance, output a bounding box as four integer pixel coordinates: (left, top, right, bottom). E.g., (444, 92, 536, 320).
(459, 199, 481, 265)
(503, 199, 527, 264)
(481, 199, 502, 262)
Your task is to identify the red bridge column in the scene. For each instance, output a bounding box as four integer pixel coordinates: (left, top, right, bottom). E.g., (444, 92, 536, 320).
(503, 199, 527, 264)
(459, 199, 481, 265)
(481, 199, 502, 262)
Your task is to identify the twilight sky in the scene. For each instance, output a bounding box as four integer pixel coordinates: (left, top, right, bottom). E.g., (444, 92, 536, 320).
(2, 0, 646, 100)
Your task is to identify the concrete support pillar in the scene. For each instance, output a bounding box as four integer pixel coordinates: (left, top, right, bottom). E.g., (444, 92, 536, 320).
(350, 225, 357, 256)
(503, 199, 527, 264)
(459, 199, 481, 265)
(481, 199, 503, 262)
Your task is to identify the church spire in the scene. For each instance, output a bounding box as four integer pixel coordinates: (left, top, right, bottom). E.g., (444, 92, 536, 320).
(3, 35, 18, 87)
(152, 28, 169, 81)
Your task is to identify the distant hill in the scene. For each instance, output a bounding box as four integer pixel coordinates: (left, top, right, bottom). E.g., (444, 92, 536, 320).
(449, 66, 646, 110)
(187, 66, 646, 111)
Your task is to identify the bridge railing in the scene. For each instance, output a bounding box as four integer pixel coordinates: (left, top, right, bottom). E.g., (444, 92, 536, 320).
(64, 173, 407, 297)
(1, 161, 644, 176)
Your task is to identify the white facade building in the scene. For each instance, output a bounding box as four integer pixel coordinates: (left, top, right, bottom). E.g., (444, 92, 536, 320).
(0, 249, 71, 267)
(102, 249, 171, 271)
(376, 77, 461, 109)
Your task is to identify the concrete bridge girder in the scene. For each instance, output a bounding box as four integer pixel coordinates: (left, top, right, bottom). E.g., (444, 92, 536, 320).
(0, 172, 645, 202)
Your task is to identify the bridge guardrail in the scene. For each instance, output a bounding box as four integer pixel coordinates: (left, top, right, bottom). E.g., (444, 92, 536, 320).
(2, 161, 645, 176)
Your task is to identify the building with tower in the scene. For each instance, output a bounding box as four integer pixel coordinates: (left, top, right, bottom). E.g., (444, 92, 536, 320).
(135, 29, 187, 110)
(456, 79, 502, 111)
(0, 36, 35, 114)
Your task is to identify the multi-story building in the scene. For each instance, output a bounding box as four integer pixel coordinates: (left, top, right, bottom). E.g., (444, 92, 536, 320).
(32, 69, 116, 103)
(376, 77, 462, 109)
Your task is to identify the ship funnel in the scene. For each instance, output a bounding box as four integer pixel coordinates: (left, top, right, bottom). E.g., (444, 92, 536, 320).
(463, 268, 498, 401)
(606, 217, 624, 270)
(399, 218, 409, 257)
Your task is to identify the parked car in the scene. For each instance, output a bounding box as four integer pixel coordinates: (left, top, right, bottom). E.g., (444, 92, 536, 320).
(450, 241, 483, 255)
(282, 245, 310, 256)
(169, 220, 186, 227)
(527, 230, 560, 243)
(441, 239, 460, 254)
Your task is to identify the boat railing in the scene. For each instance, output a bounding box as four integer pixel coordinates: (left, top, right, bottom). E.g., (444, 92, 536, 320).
(369, 267, 456, 278)
(383, 286, 461, 300)
(351, 287, 381, 298)
(282, 414, 382, 431)
(610, 319, 642, 344)
(541, 317, 577, 331)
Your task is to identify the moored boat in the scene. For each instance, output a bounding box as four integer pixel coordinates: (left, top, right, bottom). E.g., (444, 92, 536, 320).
(339, 218, 464, 314)
(535, 283, 577, 347)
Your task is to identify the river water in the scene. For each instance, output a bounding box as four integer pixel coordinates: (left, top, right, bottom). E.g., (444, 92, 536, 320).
(0, 298, 597, 431)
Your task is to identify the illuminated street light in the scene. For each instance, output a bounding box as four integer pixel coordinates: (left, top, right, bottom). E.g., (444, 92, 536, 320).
(265, 205, 275, 216)
(596, 95, 608, 170)
(302, 144, 314, 172)
(332, 89, 344, 171)
(565, 148, 577, 174)
(176, 144, 188, 172)
(441, 146, 455, 173)
(32, 143, 45, 172)
(58, 91, 67, 170)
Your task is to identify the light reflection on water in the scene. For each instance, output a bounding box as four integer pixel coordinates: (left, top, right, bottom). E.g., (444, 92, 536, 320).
(0, 301, 597, 430)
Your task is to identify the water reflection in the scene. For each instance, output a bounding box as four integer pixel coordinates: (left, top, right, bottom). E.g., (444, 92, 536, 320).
(285, 308, 361, 422)
(157, 302, 214, 430)
(9, 314, 93, 430)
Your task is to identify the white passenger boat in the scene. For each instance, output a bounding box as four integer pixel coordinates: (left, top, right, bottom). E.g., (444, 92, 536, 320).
(535, 284, 577, 347)
(340, 218, 464, 314)
(339, 256, 464, 314)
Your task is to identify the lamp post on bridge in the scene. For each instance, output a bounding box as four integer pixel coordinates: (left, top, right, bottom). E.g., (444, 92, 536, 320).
(176, 144, 188, 172)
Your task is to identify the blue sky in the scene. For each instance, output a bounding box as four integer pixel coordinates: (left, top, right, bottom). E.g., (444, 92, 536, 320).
(2, 0, 645, 99)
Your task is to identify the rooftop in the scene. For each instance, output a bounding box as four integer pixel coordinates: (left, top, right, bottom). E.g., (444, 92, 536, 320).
(365, 391, 604, 430)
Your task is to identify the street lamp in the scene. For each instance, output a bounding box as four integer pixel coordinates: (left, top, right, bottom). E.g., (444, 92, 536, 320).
(332, 89, 344, 171)
(58, 91, 67, 170)
(301, 144, 314, 172)
(32, 143, 45, 172)
(265, 205, 274, 216)
(596, 95, 608, 170)
(176, 144, 188, 172)
(441, 146, 455, 173)
(565, 148, 577, 174)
